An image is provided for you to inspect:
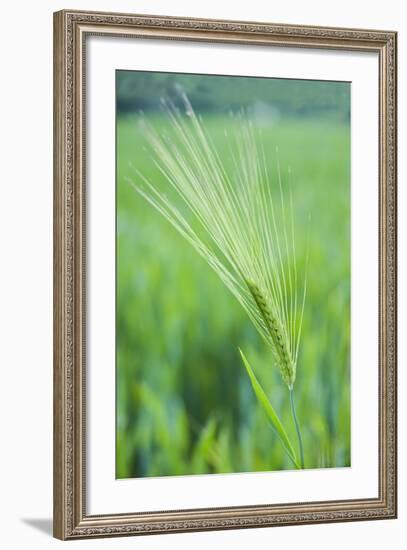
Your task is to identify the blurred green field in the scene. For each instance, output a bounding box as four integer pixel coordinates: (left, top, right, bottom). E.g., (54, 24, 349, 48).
(116, 110, 350, 478)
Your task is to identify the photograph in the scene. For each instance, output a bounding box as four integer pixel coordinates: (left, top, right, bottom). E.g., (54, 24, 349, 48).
(116, 71, 351, 478)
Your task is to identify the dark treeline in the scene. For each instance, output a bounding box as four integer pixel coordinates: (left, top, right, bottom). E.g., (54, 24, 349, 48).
(117, 71, 350, 120)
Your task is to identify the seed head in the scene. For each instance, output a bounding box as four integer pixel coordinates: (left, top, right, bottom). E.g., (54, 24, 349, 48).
(246, 278, 295, 387)
(129, 93, 307, 388)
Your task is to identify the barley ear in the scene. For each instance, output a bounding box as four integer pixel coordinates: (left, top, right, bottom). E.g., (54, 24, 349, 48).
(245, 278, 295, 388)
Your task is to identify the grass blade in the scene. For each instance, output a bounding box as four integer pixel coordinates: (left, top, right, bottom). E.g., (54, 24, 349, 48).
(238, 348, 300, 469)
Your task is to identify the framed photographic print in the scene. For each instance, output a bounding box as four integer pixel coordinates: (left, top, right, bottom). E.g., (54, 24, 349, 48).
(53, 9, 397, 540)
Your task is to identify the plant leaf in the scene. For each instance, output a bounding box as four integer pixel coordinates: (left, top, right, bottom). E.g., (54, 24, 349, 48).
(239, 348, 300, 469)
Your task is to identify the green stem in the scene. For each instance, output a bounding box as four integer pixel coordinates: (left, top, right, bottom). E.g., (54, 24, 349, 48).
(289, 387, 305, 469)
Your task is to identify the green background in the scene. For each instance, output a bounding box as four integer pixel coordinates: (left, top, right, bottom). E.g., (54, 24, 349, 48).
(116, 72, 351, 478)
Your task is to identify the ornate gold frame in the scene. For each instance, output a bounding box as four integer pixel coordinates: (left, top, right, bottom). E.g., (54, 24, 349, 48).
(53, 9, 397, 540)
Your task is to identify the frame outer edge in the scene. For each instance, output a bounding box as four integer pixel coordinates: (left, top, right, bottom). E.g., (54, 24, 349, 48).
(394, 31, 398, 519)
(53, 10, 68, 541)
(388, 30, 397, 518)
